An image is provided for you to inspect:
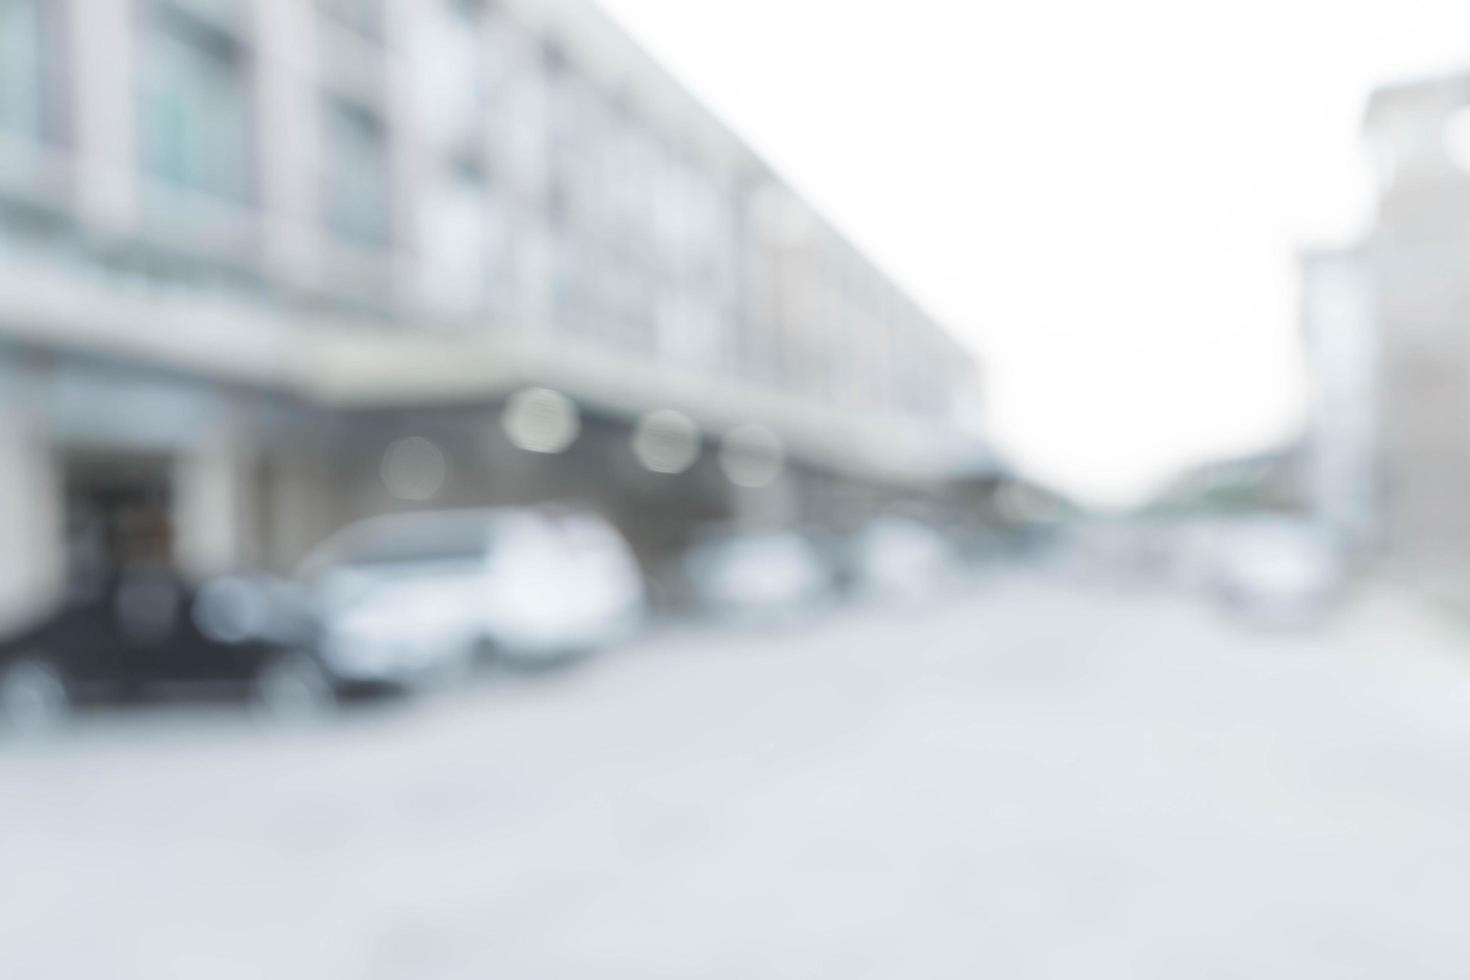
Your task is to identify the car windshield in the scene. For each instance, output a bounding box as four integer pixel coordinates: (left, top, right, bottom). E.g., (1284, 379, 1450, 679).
(326, 516, 493, 569)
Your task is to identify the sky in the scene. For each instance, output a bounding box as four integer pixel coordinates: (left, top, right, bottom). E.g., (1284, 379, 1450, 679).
(597, 0, 1470, 506)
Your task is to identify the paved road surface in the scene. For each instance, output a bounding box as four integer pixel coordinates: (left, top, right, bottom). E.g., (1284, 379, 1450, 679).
(5, 576, 1470, 978)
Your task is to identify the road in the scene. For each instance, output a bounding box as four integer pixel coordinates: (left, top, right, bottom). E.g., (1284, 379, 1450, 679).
(5, 574, 1470, 978)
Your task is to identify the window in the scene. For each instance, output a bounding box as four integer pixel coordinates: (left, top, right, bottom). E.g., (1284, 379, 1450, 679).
(331, 518, 491, 568)
(322, 96, 391, 247)
(551, 230, 585, 332)
(171, 0, 247, 26)
(415, 0, 486, 152)
(544, 42, 581, 156)
(0, 0, 44, 139)
(138, 5, 252, 202)
(318, 0, 384, 42)
(420, 161, 494, 314)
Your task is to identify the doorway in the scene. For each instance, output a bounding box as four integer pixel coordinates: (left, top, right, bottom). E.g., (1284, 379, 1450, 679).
(62, 451, 176, 588)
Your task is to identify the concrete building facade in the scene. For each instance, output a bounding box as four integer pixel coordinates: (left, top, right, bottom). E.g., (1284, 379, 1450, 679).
(0, 0, 985, 625)
(1353, 72, 1470, 577)
(1300, 248, 1377, 553)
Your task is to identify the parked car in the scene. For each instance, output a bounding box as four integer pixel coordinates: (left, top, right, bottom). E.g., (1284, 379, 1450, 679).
(844, 516, 960, 600)
(681, 528, 835, 622)
(1209, 516, 1345, 626)
(1150, 517, 1233, 592)
(0, 568, 331, 734)
(300, 507, 646, 675)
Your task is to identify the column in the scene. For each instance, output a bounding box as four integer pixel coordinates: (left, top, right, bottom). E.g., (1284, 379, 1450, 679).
(69, 0, 140, 234)
(0, 399, 63, 630)
(254, 0, 325, 288)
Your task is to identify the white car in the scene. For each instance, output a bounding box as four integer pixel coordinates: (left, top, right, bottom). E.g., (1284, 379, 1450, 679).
(1209, 517, 1344, 626)
(846, 516, 959, 600)
(301, 508, 646, 682)
(683, 529, 834, 622)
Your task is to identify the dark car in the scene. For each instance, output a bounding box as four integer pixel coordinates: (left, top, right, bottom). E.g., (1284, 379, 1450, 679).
(0, 567, 334, 734)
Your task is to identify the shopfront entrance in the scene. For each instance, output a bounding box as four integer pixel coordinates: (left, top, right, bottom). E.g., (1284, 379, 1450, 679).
(62, 451, 176, 589)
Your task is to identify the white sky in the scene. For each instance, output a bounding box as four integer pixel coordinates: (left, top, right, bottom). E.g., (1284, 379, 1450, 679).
(597, 0, 1470, 505)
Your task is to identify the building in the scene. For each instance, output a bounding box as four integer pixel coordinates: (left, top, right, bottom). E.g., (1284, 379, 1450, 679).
(0, 0, 985, 626)
(1347, 71, 1470, 580)
(1140, 445, 1308, 520)
(1299, 248, 1376, 554)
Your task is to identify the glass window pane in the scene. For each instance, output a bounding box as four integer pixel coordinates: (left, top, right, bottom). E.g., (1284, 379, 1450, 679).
(139, 7, 252, 201)
(421, 165, 493, 313)
(323, 97, 391, 247)
(0, 0, 43, 139)
(318, 0, 383, 41)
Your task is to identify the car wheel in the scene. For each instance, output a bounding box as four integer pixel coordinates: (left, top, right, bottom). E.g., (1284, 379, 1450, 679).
(0, 657, 71, 737)
(252, 652, 335, 724)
